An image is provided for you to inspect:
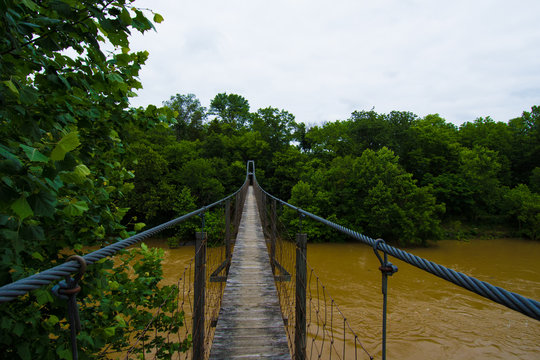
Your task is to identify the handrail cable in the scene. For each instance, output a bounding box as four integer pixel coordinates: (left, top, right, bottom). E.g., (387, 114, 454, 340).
(253, 173, 540, 321)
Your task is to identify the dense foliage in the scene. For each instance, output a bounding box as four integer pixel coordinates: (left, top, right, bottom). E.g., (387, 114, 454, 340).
(0, 1, 187, 358)
(129, 94, 539, 246)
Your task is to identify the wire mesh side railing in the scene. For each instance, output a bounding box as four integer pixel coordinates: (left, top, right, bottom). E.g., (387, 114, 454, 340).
(304, 257, 373, 360)
(274, 205, 297, 356)
(202, 204, 231, 359)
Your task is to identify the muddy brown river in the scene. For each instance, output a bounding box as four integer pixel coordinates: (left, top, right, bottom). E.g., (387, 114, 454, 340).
(146, 237, 540, 359)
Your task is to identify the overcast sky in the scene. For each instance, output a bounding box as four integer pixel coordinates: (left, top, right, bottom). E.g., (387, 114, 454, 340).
(127, 0, 540, 126)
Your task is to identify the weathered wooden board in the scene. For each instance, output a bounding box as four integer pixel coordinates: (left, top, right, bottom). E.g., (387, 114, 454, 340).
(209, 186, 290, 360)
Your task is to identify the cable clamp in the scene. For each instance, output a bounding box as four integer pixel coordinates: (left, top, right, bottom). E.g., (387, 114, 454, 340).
(52, 255, 86, 299)
(373, 239, 398, 276)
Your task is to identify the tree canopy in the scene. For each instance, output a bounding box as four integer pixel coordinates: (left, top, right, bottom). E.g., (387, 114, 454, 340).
(0, 1, 186, 358)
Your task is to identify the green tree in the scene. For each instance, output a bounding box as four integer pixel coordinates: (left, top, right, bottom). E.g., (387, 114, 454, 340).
(283, 181, 339, 242)
(209, 93, 250, 129)
(178, 158, 225, 205)
(508, 106, 540, 186)
(458, 145, 502, 218)
(348, 110, 391, 154)
(458, 117, 513, 186)
(405, 114, 460, 182)
(288, 148, 444, 245)
(383, 110, 417, 160)
(354, 148, 444, 245)
(503, 184, 540, 239)
(304, 120, 353, 159)
(265, 147, 306, 200)
(0, 0, 188, 357)
(163, 93, 206, 141)
(250, 107, 298, 152)
(530, 167, 540, 193)
(125, 142, 197, 226)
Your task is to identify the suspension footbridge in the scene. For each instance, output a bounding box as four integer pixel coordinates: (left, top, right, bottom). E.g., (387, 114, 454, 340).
(0, 161, 539, 360)
(209, 186, 289, 359)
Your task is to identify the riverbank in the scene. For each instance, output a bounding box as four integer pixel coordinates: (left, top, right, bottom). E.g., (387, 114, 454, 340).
(441, 219, 517, 241)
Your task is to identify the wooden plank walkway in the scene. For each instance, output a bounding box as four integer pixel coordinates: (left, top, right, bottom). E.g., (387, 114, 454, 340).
(209, 186, 290, 360)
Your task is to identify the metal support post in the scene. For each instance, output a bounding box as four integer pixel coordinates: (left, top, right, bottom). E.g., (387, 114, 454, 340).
(51, 255, 86, 360)
(295, 233, 307, 360)
(373, 239, 398, 360)
(193, 231, 207, 360)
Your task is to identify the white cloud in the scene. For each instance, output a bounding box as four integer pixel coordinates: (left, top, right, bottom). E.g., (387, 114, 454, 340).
(128, 0, 540, 125)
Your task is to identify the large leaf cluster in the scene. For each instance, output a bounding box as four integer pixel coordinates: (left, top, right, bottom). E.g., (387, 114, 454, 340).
(0, 0, 187, 358)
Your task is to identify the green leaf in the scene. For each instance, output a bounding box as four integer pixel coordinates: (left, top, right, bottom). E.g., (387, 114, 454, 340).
(19, 86, 39, 105)
(63, 201, 89, 216)
(0, 229, 18, 242)
(20, 144, 48, 162)
(45, 315, 59, 327)
(104, 326, 116, 337)
(35, 289, 53, 305)
(13, 322, 24, 336)
(132, 10, 154, 32)
(153, 13, 164, 23)
(28, 191, 57, 218)
(56, 346, 71, 360)
(2, 176, 15, 188)
(0, 145, 21, 163)
(20, 0, 38, 11)
(51, 131, 81, 161)
(11, 196, 33, 220)
(109, 129, 121, 142)
(50, 0, 72, 16)
(74, 164, 91, 177)
(31, 251, 44, 261)
(3, 80, 19, 95)
(134, 222, 146, 231)
(17, 343, 31, 360)
(120, 7, 132, 25)
(114, 314, 126, 327)
(106, 73, 123, 83)
(108, 280, 119, 290)
(45, 176, 64, 191)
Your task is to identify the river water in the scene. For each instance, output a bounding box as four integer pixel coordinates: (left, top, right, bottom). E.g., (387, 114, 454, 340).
(147, 237, 540, 359)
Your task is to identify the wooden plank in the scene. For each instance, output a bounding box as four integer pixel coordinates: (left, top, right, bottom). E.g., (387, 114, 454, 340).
(209, 186, 290, 360)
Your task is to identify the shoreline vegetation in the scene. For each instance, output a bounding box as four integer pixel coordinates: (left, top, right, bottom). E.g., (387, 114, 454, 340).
(441, 219, 516, 242)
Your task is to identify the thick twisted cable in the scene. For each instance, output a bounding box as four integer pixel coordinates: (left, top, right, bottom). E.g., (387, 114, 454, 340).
(0, 180, 248, 303)
(256, 180, 540, 321)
